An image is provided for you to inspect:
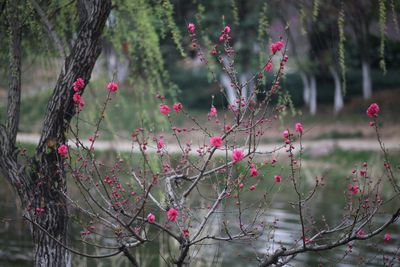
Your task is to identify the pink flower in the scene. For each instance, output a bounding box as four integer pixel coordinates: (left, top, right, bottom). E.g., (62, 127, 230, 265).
(187, 23, 195, 33)
(173, 102, 183, 113)
(159, 104, 170, 115)
(265, 62, 273, 72)
(167, 208, 178, 221)
(349, 184, 359, 195)
(210, 136, 223, 148)
(384, 233, 391, 241)
(250, 166, 258, 177)
(295, 122, 303, 134)
(183, 229, 190, 238)
(223, 26, 231, 34)
(232, 149, 244, 163)
(239, 183, 244, 189)
(147, 213, 156, 223)
(107, 82, 118, 92)
(356, 229, 365, 237)
(249, 185, 256, 191)
(73, 78, 84, 92)
(209, 106, 217, 117)
(274, 175, 281, 183)
(359, 170, 366, 177)
(282, 130, 289, 139)
(73, 93, 81, 103)
(224, 124, 232, 132)
(57, 144, 69, 157)
(275, 41, 284, 51)
(271, 40, 284, 54)
(157, 138, 165, 151)
(367, 103, 380, 118)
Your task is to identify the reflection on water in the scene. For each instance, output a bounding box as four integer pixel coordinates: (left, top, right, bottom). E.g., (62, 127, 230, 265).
(1, 170, 399, 267)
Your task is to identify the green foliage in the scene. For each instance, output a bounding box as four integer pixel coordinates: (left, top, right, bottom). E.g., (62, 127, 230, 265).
(338, 2, 346, 94)
(379, 0, 387, 74)
(257, 1, 269, 69)
(159, 0, 186, 57)
(391, 0, 400, 34)
(106, 0, 182, 129)
(230, 0, 239, 27)
(312, 0, 320, 22)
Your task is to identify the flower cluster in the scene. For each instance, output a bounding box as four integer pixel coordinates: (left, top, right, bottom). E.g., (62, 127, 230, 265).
(57, 144, 69, 157)
(72, 78, 85, 111)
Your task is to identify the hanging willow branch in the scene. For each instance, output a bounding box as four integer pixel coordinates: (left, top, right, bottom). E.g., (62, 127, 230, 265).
(231, 0, 239, 27)
(390, 0, 399, 34)
(257, 1, 269, 69)
(338, 2, 346, 94)
(379, 0, 387, 74)
(312, 0, 320, 22)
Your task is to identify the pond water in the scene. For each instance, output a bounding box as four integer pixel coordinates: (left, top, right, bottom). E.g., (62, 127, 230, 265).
(1, 158, 399, 267)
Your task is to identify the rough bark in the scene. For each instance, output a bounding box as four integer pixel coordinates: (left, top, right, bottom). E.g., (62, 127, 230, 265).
(0, 1, 112, 266)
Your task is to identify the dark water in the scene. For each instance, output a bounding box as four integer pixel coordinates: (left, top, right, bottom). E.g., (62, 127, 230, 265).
(1, 167, 399, 267)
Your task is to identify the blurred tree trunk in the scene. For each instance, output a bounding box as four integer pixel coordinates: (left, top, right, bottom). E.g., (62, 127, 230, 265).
(362, 59, 372, 99)
(330, 67, 344, 114)
(309, 75, 317, 115)
(0, 1, 112, 266)
(300, 72, 311, 106)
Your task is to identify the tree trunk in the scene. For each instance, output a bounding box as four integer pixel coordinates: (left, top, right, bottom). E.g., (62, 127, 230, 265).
(362, 60, 372, 99)
(221, 73, 237, 107)
(330, 67, 344, 115)
(309, 75, 317, 115)
(300, 72, 310, 106)
(0, 1, 112, 266)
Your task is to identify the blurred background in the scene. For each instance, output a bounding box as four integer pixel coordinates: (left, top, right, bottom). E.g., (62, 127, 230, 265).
(0, 0, 400, 266)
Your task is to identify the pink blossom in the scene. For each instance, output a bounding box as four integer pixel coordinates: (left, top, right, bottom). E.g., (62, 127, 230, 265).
(183, 229, 190, 238)
(73, 93, 81, 103)
(167, 208, 178, 221)
(271, 40, 284, 54)
(159, 104, 170, 115)
(210, 136, 223, 148)
(282, 130, 289, 139)
(265, 62, 273, 72)
(73, 78, 84, 92)
(283, 55, 289, 62)
(250, 166, 258, 177)
(107, 82, 118, 92)
(173, 102, 183, 113)
(223, 26, 231, 34)
(239, 183, 244, 189)
(249, 185, 256, 191)
(157, 138, 165, 151)
(349, 184, 359, 195)
(224, 124, 232, 132)
(356, 229, 365, 237)
(187, 23, 195, 33)
(275, 40, 284, 51)
(367, 103, 380, 118)
(147, 213, 156, 223)
(295, 122, 303, 134)
(209, 106, 217, 117)
(232, 149, 244, 163)
(57, 144, 69, 157)
(384, 233, 391, 241)
(274, 175, 281, 183)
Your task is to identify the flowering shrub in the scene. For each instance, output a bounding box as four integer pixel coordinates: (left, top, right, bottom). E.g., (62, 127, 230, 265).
(38, 24, 399, 266)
